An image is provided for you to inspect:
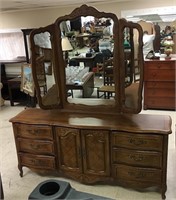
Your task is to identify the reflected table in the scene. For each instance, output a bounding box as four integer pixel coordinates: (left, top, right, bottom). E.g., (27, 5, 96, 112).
(66, 72, 94, 98)
(71, 53, 97, 70)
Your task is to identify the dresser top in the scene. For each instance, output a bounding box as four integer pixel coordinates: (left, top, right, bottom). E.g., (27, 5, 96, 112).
(145, 54, 176, 62)
(9, 108, 172, 135)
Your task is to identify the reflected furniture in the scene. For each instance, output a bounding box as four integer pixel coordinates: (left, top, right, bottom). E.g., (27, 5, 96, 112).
(75, 33, 91, 48)
(97, 58, 115, 98)
(66, 72, 94, 98)
(72, 53, 97, 70)
(144, 57, 176, 110)
(36, 56, 47, 95)
(98, 38, 112, 51)
(10, 108, 172, 200)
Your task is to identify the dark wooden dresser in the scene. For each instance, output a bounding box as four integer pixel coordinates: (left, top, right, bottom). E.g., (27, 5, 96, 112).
(144, 57, 176, 110)
(10, 108, 172, 199)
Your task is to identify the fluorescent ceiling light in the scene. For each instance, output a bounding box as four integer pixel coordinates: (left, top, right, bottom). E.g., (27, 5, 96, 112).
(160, 15, 176, 22)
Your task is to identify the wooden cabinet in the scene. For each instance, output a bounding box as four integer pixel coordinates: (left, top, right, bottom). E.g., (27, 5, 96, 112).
(144, 59, 176, 110)
(55, 127, 82, 173)
(10, 108, 172, 199)
(55, 127, 110, 183)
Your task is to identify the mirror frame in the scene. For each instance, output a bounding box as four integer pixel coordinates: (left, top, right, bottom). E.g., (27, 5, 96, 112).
(118, 18, 144, 113)
(30, 24, 63, 109)
(54, 4, 121, 114)
(30, 4, 144, 114)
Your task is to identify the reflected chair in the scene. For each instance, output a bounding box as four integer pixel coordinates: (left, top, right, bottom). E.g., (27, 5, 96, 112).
(93, 53, 104, 76)
(41, 47, 52, 75)
(36, 56, 47, 95)
(133, 59, 140, 82)
(97, 58, 115, 98)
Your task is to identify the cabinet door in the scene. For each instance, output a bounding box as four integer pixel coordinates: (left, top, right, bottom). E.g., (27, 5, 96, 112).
(55, 127, 82, 173)
(81, 130, 110, 176)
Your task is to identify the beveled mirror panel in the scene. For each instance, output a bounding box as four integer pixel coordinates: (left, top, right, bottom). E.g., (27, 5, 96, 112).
(119, 19, 144, 113)
(30, 25, 62, 109)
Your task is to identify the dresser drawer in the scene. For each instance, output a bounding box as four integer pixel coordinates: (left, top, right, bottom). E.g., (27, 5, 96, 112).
(145, 69, 175, 81)
(19, 153, 55, 169)
(145, 87, 175, 98)
(15, 124, 53, 140)
(145, 81, 175, 90)
(145, 60, 175, 70)
(112, 148, 162, 168)
(112, 132, 163, 151)
(17, 138, 55, 155)
(144, 97, 175, 109)
(113, 164, 161, 183)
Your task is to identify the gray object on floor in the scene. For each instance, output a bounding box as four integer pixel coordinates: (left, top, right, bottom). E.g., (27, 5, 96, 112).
(28, 179, 114, 200)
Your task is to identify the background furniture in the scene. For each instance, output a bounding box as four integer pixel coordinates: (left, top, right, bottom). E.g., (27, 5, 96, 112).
(0, 60, 25, 100)
(144, 57, 176, 110)
(10, 108, 172, 200)
(7, 77, 28, 106)
(0, 83, 5, 106)
(21, 29, 34, 63)
(0, 173, 4, 200)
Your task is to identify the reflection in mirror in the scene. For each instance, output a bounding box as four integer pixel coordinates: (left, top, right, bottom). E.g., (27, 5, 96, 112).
(119, 20, 143, 113)
(30, 5, 144, 113)
(60, 16, 115, 105)
(31, 30, 60, 107)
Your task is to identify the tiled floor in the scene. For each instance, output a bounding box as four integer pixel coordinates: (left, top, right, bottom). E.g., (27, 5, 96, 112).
(0, 101, 175, 200)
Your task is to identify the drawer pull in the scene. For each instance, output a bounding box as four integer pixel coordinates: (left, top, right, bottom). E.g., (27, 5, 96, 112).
(30, 144, 40, 150)
(152, 73, 157, 78)
(128, 154, 144, 162)
(30, 159, 36, 164)
(129, 138, 147, 146)
(128, 171, 148, 179)
(28, 129, 39, 135)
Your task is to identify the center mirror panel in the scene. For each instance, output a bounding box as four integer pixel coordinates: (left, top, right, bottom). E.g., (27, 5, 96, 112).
(54, 4, 121, 113)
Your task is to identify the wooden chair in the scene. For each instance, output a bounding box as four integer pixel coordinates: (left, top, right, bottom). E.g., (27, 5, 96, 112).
(97, 58, 115, 98)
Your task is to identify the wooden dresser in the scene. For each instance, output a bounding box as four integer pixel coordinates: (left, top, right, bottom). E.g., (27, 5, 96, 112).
(144, 58, 176, 110)
(10, 108, 172, 199)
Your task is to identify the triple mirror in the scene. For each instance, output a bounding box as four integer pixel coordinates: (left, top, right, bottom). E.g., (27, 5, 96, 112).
(30, 4, 143, 114)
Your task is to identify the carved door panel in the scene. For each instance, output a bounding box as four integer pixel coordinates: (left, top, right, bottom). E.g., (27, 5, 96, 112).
(55, 127, 82, 173)
(81, 130, 110, 176)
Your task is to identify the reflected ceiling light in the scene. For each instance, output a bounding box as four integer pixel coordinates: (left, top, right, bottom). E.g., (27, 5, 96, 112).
(126, 17, 141, 22)
(160, 15, 176, 22)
